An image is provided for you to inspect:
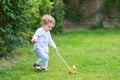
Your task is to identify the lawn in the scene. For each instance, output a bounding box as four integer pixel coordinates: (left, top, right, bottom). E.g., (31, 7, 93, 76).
(0, 28, 120, 80)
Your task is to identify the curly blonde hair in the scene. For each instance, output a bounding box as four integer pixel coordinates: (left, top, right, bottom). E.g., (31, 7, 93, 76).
(41, 14, 55, 27)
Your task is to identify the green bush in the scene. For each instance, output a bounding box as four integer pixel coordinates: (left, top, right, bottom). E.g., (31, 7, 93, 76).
(0, 0, 31, 57)
(0, 0, 65, 57)
(91, 18, 104, 29)
(38, 0, 53, 16)
(101, 0, 120, 18)
(51, 0, 65, 34)
(65, 4, 83, 23)
(29, 0, 65, 34)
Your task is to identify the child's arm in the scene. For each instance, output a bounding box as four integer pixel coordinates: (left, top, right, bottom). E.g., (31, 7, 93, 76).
(31, 29, 40, 43)
(49, 33, 57, 51)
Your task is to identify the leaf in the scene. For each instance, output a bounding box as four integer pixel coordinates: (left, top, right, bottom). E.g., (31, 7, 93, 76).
(7, 12, 15, 19)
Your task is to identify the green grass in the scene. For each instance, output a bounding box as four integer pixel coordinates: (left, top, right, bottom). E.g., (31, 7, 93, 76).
(0, 28, 120, 80)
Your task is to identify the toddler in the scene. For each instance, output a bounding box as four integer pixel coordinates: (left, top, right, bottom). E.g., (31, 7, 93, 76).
(32, 14, 57, 71)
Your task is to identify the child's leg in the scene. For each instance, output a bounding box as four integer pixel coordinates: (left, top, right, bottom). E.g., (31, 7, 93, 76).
(41, 53, 49, 69)
(34, 49, 42, 65)
(34, 49, 49, 69)
(36, 58, 42, 65)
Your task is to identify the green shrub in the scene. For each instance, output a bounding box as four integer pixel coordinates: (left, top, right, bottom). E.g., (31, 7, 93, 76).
(0, 0, 31, 57)
(0, 0, 65, 57)
(65, 4, 83, 24)
(91, 18, 104, 29)
(38, 0, 53, 16)
(29, 0, 65, 34)
(51, 0, 65, 34)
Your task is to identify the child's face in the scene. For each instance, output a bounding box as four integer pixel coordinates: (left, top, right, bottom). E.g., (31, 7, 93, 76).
(43, 23, 53, 31)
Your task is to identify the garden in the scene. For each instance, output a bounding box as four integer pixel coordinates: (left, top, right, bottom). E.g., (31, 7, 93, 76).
(0, 0, 120, 80)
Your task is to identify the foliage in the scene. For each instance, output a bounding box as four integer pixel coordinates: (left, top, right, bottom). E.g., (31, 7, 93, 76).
(51, 0, 65, 34)
(91, 17, 104, 29)
(26, 0, 53, 30)
(28, 0, 65, 34)
(102, 0, 120, 18)
(0, 0, 31, 57)
(39, 0, 53, 16)
(0, 0, 65, 57)
(63, 0, 84, 23)
(65, 4, 83, 24)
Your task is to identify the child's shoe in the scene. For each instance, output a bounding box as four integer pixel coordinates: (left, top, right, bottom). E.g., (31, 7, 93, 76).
(42, 68, 49, 72)
(33, 63, 41, 71)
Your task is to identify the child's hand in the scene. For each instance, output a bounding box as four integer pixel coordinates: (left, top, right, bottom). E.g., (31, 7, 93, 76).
(32, 39, 37, 43)
(54, 48, 58, 52)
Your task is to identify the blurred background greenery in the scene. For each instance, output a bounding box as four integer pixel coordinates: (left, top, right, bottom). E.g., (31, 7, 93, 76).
(1, 0, 120, 57)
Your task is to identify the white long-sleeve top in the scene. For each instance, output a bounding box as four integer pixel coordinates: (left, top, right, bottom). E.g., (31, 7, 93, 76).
(32, 27, 57, 53)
